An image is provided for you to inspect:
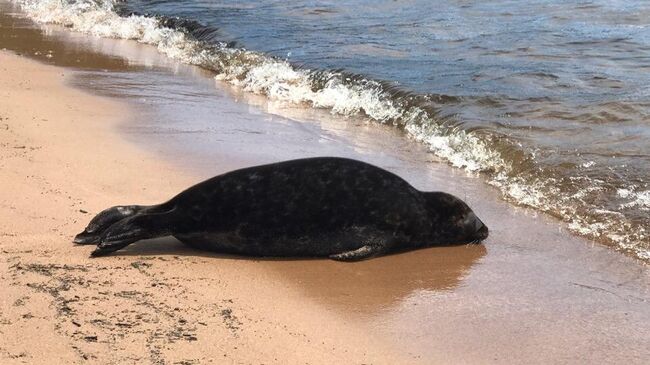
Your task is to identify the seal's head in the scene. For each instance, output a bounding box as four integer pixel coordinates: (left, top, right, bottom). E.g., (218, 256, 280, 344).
(424, 192, 489, 244)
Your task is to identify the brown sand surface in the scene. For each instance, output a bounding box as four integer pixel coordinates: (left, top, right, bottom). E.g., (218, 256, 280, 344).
(1, 7, 650, 364)
(0, 51, 413, 364)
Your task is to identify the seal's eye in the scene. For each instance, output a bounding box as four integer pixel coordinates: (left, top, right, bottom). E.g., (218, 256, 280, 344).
(459, 212, 487, 236)
(460, 212, 476, 226)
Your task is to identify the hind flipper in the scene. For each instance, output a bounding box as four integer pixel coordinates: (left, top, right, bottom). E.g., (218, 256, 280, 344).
(90, 213, 171, 257)
(91, 241, 134, 257)
(74, 205, 144, 245)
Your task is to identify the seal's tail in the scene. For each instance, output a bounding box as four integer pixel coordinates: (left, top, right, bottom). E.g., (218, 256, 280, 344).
(89, 209, 175, 257)
(74, 205, 146, 245)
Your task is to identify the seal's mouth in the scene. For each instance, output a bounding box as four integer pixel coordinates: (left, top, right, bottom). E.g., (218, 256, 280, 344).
(469, 223, 489, 244)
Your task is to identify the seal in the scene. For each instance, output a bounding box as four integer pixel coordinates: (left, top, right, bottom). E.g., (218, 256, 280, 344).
(74, 157, 489, 261)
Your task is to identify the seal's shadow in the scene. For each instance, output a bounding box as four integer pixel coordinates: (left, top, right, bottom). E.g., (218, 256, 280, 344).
(103, 236, 319, 261)
(99, 236, 487, 312)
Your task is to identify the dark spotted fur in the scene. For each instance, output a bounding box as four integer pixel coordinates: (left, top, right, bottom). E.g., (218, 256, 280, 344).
(75, 157, 488, 261)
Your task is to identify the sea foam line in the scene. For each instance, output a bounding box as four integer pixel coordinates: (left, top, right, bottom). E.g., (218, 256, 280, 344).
(15, 0, 503, 169)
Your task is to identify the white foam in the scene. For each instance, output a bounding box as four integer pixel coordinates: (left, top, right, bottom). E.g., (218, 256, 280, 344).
(621, 190, 650, 211)
(14, 0, 502, 174)
(617, 188, 634, 199)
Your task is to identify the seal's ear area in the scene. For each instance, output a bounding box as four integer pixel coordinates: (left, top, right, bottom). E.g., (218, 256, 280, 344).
(74, 205, 144, 245)
(422, 191, 472, 218)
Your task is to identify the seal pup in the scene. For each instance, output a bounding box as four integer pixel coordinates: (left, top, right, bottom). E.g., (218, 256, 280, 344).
(74, 157, 488, 261)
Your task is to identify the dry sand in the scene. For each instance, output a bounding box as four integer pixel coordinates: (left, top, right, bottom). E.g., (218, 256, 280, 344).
(1, 17, 650, 365)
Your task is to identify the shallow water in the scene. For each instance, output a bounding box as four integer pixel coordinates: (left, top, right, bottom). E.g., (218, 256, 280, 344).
(9, 0, 650, 259)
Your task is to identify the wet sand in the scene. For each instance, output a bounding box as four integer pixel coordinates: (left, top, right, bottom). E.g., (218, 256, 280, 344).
(1, 5, 650, 365)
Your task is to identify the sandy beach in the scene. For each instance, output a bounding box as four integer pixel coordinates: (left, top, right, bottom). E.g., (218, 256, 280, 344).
(1, 7, 650, 365)
(0, 52, 413, 364)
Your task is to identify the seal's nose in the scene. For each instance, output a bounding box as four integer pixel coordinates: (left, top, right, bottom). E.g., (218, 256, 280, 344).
(476, 221, 489, 240)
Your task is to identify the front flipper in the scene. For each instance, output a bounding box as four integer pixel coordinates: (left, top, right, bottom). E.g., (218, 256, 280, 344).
(74, 205, 145, 245)
(329, 232, 401, 262)
(329, 245, 380, 262)
(90, 213, 172, 257)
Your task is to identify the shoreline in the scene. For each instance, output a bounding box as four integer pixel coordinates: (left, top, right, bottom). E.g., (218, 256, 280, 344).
(0, 8, 649, 365)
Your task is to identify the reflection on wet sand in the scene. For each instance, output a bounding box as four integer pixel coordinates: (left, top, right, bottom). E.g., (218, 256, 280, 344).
(264, 244, 487, 314)
(112, 237, 486, 314)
